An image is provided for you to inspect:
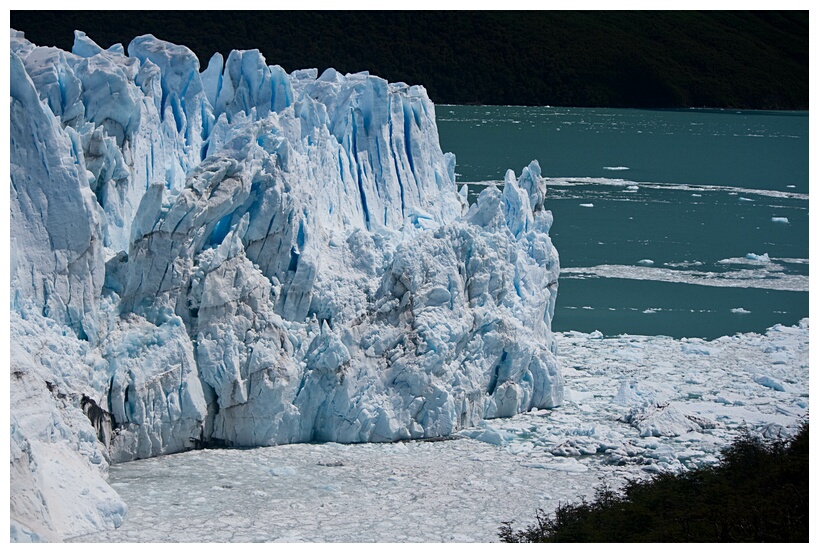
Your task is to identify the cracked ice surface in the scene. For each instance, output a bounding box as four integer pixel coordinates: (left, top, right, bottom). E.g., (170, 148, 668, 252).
(70, 321, 807, 542)
(10, 29, 560, 540)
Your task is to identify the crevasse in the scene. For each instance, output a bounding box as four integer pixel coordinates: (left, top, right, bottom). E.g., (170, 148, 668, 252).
(9, 29, 561, 541)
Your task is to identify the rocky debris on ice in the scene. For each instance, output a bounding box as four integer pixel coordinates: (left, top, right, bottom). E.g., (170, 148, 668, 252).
(10, 30, 561, 540)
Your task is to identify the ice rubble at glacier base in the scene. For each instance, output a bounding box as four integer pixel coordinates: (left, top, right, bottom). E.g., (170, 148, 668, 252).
(74, 320, 809, 542)
(10, 30, 561, 541)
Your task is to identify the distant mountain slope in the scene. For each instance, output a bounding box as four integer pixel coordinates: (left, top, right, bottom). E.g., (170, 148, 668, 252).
(11, 10, 808, 109)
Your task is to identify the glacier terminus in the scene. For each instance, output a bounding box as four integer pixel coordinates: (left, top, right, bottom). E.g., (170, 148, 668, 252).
(9, 30, 562, 541)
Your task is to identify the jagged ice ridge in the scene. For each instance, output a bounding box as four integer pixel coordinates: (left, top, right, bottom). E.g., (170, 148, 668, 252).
(9, 30, 562, 541)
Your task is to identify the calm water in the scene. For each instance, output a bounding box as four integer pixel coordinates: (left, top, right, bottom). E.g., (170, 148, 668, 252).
(436, 106, 809, 338)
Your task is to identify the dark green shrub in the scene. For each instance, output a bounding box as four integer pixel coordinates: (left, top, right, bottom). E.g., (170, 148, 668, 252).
(500, 423, 808, 542)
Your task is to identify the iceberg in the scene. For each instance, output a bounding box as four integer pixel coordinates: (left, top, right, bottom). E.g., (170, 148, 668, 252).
(9, 30, 562, 540)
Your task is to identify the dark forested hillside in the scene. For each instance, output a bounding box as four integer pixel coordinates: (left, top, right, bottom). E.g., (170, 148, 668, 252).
(10, 11, 808, 110)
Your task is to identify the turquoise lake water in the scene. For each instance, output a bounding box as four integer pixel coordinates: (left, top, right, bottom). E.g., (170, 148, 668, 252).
(436, 106, 808, 338)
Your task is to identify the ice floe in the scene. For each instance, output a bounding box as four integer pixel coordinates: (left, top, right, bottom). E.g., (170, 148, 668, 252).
(561, 264, 808, 292)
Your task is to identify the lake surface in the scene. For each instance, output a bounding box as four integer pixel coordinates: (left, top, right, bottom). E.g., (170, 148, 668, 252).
(437, 106, 809, 338)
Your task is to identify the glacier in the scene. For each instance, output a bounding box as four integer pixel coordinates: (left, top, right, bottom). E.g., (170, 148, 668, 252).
(9, 30, 561, 541)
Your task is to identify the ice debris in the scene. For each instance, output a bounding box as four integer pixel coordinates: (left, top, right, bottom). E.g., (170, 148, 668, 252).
(9, 30, 561, 539)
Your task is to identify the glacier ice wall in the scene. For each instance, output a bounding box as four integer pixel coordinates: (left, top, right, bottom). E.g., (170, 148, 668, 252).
(9, 29, 561, 540)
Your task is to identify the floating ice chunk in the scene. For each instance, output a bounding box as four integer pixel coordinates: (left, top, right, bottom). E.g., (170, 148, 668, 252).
(460, 421, 512, 446)
(739, 197, 754, 201)
(731, 307, 751, 314)
(564, 388, 595, 403)
(603, 166, 629, 171)
(759, 423, 791, 440)
(768, 351, 790, 365)
(522, 458, 588, 472)
(745, 252, 771, 263)
(771, 217, 790, 223)
(775, 257, 808, 265)
(614, 380, 671, 407)
(637, 259, 654, 265)
(753, 375, 789, 392)
(680, 343, 716, 355)
(622, 403, 706, 437)
(614, 381, 642, 406)
(579, 203, 594, 207)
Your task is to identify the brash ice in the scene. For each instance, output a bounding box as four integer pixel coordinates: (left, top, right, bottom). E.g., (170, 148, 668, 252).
(9, 30, 561, 540)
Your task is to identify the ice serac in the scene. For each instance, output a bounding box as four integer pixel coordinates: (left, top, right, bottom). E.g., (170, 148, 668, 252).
(9, 29, 561, 540)
(10, 46, 105, 342)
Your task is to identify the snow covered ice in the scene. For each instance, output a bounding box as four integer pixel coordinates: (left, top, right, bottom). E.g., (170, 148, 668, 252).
(10, 30, 561, 540)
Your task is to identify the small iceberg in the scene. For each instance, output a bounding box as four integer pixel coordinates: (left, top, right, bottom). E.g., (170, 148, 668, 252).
(579, 203, 594, 208)
(772, 217, 790, 223)
(603, 166, 630, 171)
(745, 252, 771, 263)
(731, 307, 751, 314)
(637, 259, 654, 266)
(717, 253, 771, 266)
